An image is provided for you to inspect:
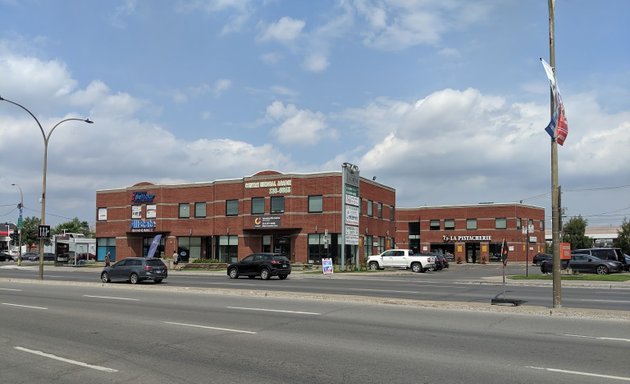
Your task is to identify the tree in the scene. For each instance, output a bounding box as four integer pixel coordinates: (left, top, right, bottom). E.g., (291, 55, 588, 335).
(53, 217, 94, 238)
(561, 215, 593, 249)
(613, 217, 630, 254)
(21, 216, 51, 251)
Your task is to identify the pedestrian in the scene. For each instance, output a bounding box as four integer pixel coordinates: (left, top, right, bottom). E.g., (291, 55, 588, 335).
(105, 252, 111, 267)
(173, 250, 179, 269)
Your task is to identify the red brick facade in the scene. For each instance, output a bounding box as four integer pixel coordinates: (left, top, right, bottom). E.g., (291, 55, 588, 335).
(95, 170, 396, 265)
(396, 204, 546, 263)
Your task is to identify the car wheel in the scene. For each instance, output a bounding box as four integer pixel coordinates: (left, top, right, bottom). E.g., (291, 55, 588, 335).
(278, 274, 287, 280)
(154, 279, 163, 284)
(260, 268, 270, 280)
(368, 261, 380, 271)
(596, 265, 609, 275)
(101, 272, 110, 283)
(228, 268, 239, 279)
(411, 262, 422, 273)
(129, 273, 139, 284)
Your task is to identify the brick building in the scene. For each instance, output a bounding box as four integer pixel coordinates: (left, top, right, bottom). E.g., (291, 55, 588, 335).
(95, 170, 397, 265)
(395, 203, 546, 263)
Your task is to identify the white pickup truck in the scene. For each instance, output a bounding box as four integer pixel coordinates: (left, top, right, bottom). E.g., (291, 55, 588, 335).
(366, 249, 435, 273)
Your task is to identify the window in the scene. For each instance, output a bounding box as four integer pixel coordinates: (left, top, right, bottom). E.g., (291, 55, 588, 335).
(217, 235, 238, 263)
(516, 217, 522, 230)
(179, 203, 190, 218)
(271, 196, 285, 213)
(132, 205, 142, 219)
(308, 195, 323, 213)
(444, 219, 455, 230)
(146, 204, 157, 219)
(226, 199, 238, 216)
(367, 200, 373, 216)
(97, 207, 107, 221)
(177, 236, 201, 261)
(377, 202, 382, 218)
(194, 202, 206, 218)
(540, 220, 544, 231)
(364, 235, 373, 258)
(308, 233, 328, 264)
(390, 206, 395, 221)
(430, 219, 440, 230)
(466, 219, 477, 230)
(495, 218, 507, 229)
(251, 197, 265, 214)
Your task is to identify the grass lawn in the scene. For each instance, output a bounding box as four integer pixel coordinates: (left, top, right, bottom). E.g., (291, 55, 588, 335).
(511, 273, 630, 282)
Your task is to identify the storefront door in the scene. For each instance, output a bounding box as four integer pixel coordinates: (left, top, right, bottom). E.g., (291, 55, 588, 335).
(274, 235, 291, 257)
(466, 243, 480, 263)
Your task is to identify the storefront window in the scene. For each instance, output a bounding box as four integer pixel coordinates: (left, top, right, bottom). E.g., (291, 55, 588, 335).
(143, 236, 166, 258)
(308, 195, 323, 213)
(226, 199, 238, 216)
(217, 235, 238, 263)
(308, 233, 328, 264)
(179, 203, 190, 218)
(466, 219, 477, 230)
(271, 196, 285, 213)
(177, 236, 201, 261)
(365, 235, 373, 258)
(252, 197, 265, 214)
(96, 237, 116, 262)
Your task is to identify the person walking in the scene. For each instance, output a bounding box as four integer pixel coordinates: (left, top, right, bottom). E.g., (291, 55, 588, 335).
(105, 252, 111, 267)
(172, 250, 179, 269)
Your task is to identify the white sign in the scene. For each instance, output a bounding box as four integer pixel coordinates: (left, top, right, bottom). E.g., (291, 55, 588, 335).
(345, 205, 359, 226)
(345, 194, 360, 207)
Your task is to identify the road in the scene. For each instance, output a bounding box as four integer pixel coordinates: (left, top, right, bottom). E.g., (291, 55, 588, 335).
(1, 280, 629, 384)
(1, 262, 629, 311)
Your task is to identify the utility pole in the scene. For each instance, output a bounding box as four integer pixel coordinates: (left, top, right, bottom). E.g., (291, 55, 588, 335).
(548, 0, 562, 308)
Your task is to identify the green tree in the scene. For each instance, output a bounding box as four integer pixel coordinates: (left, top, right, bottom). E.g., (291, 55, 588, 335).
(21, 216, 52, 251)
(53, 217, 94, 237)
(613, 217, 630, 254)
(561, 215, 593, 249)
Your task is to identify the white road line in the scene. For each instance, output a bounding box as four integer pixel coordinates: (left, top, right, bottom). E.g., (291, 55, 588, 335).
(2, 302, 47, 310)
(14, 346, 118, 373)
(162, 321, 257, 334)
(528, 366, 630, 381)
(563, 334, 630, 343)
(83, 295, 140, 301)
(227, 306, 321, 315)
(347, 287, 422, 294)
(0, 288, 22, 292)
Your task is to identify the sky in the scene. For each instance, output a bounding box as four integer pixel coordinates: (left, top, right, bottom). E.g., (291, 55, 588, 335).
(1, 0, 629, 230)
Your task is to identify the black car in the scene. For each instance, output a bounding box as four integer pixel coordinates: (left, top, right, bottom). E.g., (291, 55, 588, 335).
(227, 253, 291, 280)
(572, 248, 627, 270)
(0, 252, 13, 262)
(541, 254, 622, 275)
(101, 257, 168, 284)
(532, 253, 552, 265)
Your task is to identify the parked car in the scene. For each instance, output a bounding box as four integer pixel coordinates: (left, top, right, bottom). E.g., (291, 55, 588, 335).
(20, 252, 55, 262)
(572, 248, 627, 270)
(0, 252, 13, 262)
(541, 254, 623, 275)
(100, 257, 168, 284)
(227, 253, 291, 280)
(532, 253, 552, 265)
(366, 249, 435, 273)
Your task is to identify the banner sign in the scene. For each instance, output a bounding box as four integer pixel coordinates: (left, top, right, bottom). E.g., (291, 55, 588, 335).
(253, 216, 281, 228)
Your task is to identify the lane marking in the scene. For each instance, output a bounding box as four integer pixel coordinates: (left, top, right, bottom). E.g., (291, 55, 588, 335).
(83, 295, 140, 301)
(2, 302, 47, 310)
(528, 366, 630, 381)
(563, 334, 630, 343)
(162, 321, 256, 334)
(227, 306, 320, 315)
(14, 346, 118, 373)
(0, 288, 22, 292)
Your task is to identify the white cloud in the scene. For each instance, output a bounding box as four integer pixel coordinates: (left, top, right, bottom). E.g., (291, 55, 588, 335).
(258, 16, 305, 43)
(303, 53, 329, 72)
(266, 101, 334, 146)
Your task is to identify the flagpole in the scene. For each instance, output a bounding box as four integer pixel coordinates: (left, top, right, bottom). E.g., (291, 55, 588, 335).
(548, 0, 562, 308)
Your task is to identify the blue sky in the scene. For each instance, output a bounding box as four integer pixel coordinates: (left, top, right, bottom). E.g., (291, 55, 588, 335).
(1, 0, 629, 229)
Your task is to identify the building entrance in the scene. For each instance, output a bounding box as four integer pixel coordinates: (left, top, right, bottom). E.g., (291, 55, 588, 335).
(466, 242, 480, 263)
(274, 235, 291, 257)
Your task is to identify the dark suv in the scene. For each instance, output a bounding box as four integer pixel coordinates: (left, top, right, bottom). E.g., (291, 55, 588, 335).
(101, 257, 168, 284)
(572, 248, 628, 271)
(227, 253, 291, 280)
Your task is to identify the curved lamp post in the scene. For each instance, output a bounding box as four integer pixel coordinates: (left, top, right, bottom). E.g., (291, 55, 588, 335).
(11, 183, 23, 265)
(1, 96, 93, 279)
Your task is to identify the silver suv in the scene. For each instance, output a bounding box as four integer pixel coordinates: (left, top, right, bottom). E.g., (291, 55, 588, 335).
(101, 257, 168, 284)
(572, 248, 628, 271)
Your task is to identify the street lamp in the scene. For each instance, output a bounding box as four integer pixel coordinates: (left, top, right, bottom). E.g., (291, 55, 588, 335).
(11, 183, 23, 265)
(1, 96, 93, 279)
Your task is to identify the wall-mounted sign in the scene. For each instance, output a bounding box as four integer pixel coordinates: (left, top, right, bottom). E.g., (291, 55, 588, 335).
(345, 225, 359, 245)
(253, 216, 281, 228)
(245, 180, 292, 195)
(345, 194, 360, 207)
(146, 204, 157, 219)
(442, 235, 492, 242)
(132, 191, 155, 204)
(131, 219, 156, 232)
(132, 205, 142, 219)
(97, 207, 107, 221)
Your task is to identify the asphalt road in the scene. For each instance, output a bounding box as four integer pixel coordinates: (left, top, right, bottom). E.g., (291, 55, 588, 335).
(1, 281, 628, 384)
(1, 262, 629, 312)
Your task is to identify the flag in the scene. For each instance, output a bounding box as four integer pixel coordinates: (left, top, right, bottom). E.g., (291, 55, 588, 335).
(500, 239, 509, 266)
(146, 234, 162, 258)
(540, 58, 569, 145)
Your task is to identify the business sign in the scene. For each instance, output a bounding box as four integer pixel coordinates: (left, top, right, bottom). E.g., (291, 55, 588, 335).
(253, 216, 281, 228)
(442, 235, 492, 242)
(345, 225, 359, 245)
(132, 191, 155, 204)
(345, 205, 360, 226)
(244, 179, 292, 195)
(345, 194, 360, 207)
(322, 258, 333, 275)
(131, 219, 156, 232)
